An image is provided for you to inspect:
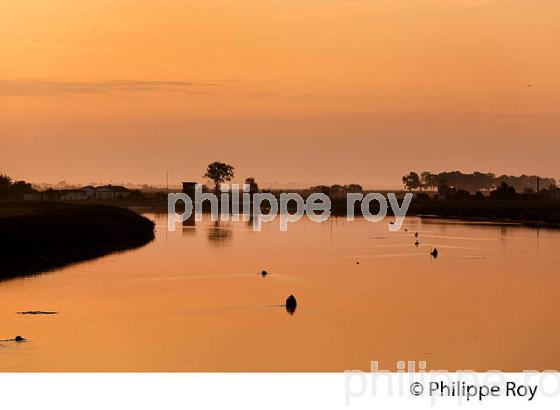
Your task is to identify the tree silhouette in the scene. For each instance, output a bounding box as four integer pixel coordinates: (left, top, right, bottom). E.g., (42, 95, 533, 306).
(347, 184, 363, 193)
(404, 170, 554, 193)
(0, 174, 35, 199)
(204, 162, 235, 193)
(490, 182, 517, 200)
(402, 172, 421, 190)
(244, 177, 259, 194)
(0, 174, 12, 198)
(10, 180, 34, 199)
(420, 171, 439, 191)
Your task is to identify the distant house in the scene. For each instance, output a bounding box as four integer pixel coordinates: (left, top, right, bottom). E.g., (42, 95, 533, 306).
(81, 186, 97, 199)
(23, 185, 133, 201)
(94, 185, 131, 200)
(23, 193, 43, 201)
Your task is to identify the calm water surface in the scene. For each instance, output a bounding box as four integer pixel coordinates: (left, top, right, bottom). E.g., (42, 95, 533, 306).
(1, 215, 559, 371)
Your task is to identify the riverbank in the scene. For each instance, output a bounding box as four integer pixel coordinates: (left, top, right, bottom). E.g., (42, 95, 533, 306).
(0, 202, 155, 279)
(407, 198, 560, 229)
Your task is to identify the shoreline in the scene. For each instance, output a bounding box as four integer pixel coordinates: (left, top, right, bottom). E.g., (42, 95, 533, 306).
(416, 214, 560, 230)
(0, 202, 155, 280)
(67, 195, 560, 230)
(1, 195, 557, 280)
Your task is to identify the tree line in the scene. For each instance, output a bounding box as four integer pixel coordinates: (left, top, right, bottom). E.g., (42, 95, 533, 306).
(0, 174, 35, 199)
(402, 171, 556, 193)
(203, 162, 363, 195)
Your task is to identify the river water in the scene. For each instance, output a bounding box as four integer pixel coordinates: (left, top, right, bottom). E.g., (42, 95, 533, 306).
(1, 214, 559, 371)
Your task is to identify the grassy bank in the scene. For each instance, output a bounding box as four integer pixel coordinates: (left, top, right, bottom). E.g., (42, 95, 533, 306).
(406, 198, 560, 227)
(329, 197, 560, 228)
(0, 202, 155, 279)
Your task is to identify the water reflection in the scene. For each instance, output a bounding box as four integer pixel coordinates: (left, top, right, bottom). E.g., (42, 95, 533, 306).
(182, 214, 197, 236)
(207, 221, 233, 245)
(2, 215, 560, 371)
(182, 214, 196, 227)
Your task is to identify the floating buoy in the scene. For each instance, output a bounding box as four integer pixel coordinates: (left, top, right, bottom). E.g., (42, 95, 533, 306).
(285, 295, 297, 314)
(286, 295, 297, 308)
(415, 232, 419, 237)
(415, 240, 419, 246)
(14, 336, 26, 342)
(261, 270, 268, 277)
(431, 248, 439, 258)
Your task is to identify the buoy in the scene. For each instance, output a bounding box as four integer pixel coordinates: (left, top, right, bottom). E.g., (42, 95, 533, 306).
(261, 270, 268, 277)
(415, 232, 419, 237)
(285, 295, 297, 314)
(415, 240, 419, 246)
(286, 295, 297, 308)
(431, 248, 439, 258)
(14, 336, 26, 342)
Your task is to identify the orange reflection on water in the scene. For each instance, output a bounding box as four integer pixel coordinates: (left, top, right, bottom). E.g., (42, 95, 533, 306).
(1, 215, 560, 371)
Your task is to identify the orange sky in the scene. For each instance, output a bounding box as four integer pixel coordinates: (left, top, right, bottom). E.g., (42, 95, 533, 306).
(1, 0, 559, 188)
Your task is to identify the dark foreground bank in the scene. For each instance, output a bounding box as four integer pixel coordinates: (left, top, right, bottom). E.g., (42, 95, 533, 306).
(0, 202, 155, 279)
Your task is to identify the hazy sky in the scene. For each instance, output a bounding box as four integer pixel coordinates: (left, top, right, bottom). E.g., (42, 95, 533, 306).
(1, 0, 559, 188)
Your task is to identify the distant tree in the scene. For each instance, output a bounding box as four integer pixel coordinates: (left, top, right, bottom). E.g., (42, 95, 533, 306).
(244, 177, 259, 194)
(0, 174, 35, 199)
(10, 180, 35, 199)
(0, 174, 12, 184)
(310, 185, 331, 195)
(402, 172, 421, 190)
(330, 184, 343, 194)
(490, 182, 517, 200)
(347, 184, 363, 193)
(411, 171, 556, 193)
(328, 184, 362, 196)
(435, 184, 470, 200)
(0, 174, 12, 198)
(437, 182, 453, 199)
(421, 172, 437, 191)
(473, 172, 496, 191)
(204, 162, 235, 193)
